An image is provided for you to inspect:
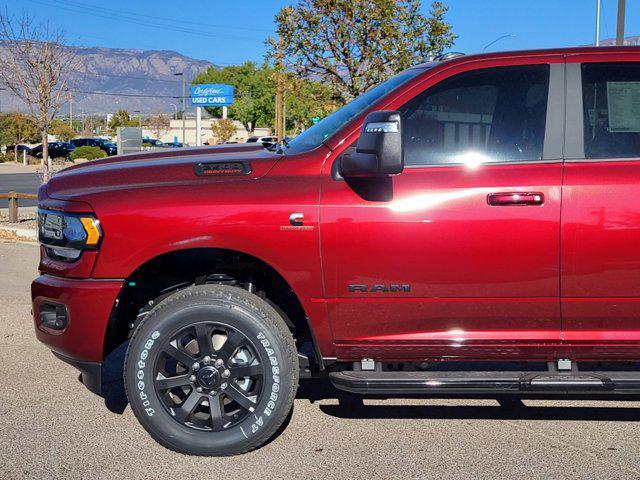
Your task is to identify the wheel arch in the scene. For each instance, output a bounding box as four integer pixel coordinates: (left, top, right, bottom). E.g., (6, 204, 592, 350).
(104, 246, 320, 369)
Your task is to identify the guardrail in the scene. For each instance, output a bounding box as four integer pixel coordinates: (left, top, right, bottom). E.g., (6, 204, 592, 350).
(0, 192, 37, 223)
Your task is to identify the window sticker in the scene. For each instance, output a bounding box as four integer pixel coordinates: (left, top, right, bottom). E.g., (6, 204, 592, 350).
(606, 81, 640, 132)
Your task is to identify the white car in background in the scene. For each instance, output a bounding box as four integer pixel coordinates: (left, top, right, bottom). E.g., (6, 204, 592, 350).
(246, 135, 278, 148)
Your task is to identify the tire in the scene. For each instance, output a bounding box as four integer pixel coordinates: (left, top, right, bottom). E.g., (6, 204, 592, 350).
(124, 284, 299, 456)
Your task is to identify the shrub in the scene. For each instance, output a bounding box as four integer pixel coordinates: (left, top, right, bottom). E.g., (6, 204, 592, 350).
(70, 146, 107, 162)
(211, 118, 236, 144)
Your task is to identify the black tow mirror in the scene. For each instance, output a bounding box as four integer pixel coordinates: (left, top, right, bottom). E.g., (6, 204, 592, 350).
(340, 110, 403, 177)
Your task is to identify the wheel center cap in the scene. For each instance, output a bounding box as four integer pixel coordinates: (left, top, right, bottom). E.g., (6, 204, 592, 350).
(196, 366, 220, 389)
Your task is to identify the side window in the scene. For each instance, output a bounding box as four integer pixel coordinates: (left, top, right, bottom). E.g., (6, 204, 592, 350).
(582, 62, 640, 159)
(399, 65, 549, 166)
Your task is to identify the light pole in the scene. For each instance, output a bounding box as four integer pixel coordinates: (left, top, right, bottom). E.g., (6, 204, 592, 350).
(616, 0, 626, 46)
(595, 0, 601, 46)
(68, 91, 73, 128)
(174, 72, 186, 145)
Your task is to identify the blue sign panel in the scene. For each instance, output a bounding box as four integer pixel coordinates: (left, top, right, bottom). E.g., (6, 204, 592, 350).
(190, 84, 234, 106)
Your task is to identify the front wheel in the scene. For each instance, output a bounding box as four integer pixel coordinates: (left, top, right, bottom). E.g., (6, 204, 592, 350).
(124, 285, 299, 456)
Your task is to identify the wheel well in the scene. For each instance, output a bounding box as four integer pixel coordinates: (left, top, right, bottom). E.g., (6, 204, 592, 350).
(104, 248, 316, 365)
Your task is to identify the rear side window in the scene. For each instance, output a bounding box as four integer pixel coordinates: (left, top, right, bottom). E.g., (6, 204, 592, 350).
(582, 62, 640, 158)
(399, 65, 549, 166)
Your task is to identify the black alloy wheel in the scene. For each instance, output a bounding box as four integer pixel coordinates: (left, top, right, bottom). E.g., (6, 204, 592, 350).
(153, 321, 265, 432)
(124, 284, 299, 456)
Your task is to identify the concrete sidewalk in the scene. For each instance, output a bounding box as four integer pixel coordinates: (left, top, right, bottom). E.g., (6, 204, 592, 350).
(0, 162, 40, 174)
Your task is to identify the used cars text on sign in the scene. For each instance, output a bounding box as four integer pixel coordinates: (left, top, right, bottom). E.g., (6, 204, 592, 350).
(190, 84, 234, 106)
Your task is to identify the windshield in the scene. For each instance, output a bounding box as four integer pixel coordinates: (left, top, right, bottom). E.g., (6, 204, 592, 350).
(283, 67, 428, 154)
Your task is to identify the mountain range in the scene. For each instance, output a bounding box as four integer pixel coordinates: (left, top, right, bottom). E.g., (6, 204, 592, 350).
(1, 45, 215, 115)
(599, 35, 640, 46)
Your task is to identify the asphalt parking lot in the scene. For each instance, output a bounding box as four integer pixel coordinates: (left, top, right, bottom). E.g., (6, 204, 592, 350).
(0, 164, 40, 208)
(2, 240, 640, 479)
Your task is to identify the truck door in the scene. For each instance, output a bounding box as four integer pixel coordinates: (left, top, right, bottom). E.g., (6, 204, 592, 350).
(561, 56, 640, 359)
(320, 58, 565, 361)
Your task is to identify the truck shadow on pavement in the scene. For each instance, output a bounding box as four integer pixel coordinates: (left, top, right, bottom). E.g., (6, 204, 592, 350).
(316, 403, 640, 422)
(298, 379, 640, 422)
(101, 349, 640, 424)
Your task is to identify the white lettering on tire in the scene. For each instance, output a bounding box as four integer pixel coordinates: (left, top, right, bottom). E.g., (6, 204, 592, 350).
(136, 330, 160, 417)
(249, 331, 281, 434)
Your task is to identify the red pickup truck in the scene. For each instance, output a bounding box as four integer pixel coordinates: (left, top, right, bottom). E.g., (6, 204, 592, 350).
(32, 46, 640, 455)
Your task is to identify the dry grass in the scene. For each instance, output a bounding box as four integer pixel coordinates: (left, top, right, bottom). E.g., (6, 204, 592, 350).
(0, 228, 33, 242)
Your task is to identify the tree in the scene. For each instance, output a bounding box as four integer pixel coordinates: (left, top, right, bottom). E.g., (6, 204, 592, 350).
(50, 121, 75, 141)
(269, 0, 455, 103)
(0, 112, 38, 160)
(147, 112, 170, 138)
(284, 75, 338, 134)
(210, 118, 236, 144)
(194, 61, 339, 136)
(0, 12, 78, 180)
(108, 110, 137, 136)
(193, 62, 275, 135)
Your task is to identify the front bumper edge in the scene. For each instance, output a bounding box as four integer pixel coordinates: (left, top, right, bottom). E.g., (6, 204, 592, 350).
(52, 351, 102, 395)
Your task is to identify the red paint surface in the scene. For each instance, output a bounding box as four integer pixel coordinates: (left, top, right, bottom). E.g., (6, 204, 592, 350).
(32, 47, 640, 365)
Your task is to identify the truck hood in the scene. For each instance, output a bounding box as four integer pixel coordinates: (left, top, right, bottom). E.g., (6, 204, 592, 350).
(42, 143, 281, 202)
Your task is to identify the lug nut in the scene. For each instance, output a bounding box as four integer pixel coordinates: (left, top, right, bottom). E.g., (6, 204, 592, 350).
(220, 382, 228, 390)
(196, 387, 203, 393)
(203, 355, 211, 365)
(192, 362, 200, 371)
(221, 369, 230, 378)
(189, 375, 196, 382)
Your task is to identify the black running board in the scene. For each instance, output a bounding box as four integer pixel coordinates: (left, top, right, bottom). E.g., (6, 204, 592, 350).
(330, 370, 640, 395)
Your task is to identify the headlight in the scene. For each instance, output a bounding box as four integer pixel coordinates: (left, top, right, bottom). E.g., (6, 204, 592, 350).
(37, 209, 102, 261)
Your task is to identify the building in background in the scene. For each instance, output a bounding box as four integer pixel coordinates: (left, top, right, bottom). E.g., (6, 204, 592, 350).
(142, 118, 271, 145)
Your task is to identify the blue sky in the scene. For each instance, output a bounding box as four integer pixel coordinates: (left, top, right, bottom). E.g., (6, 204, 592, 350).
(10, 0, 639, 64)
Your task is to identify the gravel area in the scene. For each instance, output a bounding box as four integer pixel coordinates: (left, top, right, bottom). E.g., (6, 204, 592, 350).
(0, 210, 37, 229)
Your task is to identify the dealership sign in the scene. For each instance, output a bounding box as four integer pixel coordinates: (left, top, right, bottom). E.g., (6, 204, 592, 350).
(190, 84, 234, 106)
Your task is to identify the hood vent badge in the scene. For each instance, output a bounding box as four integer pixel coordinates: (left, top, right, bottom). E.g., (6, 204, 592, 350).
(194, 161, 251, 177)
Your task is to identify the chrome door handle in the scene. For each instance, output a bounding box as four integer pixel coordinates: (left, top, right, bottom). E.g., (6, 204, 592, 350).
(487, 192, 544, 206)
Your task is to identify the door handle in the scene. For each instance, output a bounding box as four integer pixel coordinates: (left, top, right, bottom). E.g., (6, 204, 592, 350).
(487, 192, 544, 206)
